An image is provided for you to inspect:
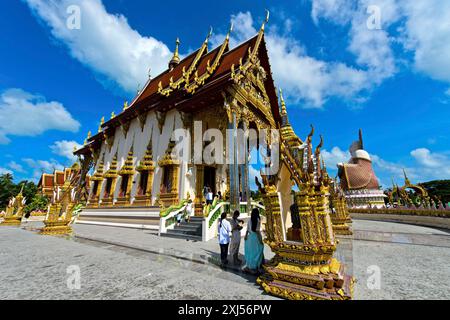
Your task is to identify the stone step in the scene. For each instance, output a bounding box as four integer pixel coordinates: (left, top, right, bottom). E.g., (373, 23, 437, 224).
(160, 232, 202, 241)
(170, 226, 202, 234)
(177, 223, 201, 230)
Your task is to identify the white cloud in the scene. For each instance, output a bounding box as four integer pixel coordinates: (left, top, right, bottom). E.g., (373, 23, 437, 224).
(0, 167, 13, 175)
(312, 0, 450, 92)
(312, 0, 397, 87)
(213, 11, 382, 108)
(400, 1, 450, 83)
(22, 158, 65, 181)
(50, 140, 82, 162)
(0, 88, 80, 144)
(7, 161, 26, 173)
(25, 0, 173, 94)
(322, 147, 350, 170)
(410, 148, 449, 170)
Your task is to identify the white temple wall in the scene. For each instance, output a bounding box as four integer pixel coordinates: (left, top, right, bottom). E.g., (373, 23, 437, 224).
(90, 109, 189, 205)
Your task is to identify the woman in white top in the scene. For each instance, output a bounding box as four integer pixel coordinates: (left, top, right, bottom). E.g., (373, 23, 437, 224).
(218, 211, 231, 267)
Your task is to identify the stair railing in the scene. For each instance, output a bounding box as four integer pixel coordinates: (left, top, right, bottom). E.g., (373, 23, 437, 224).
(159, 204, 188, 235)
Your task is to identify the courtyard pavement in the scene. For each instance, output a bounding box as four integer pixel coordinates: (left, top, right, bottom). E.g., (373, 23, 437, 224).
(0, 219, 449, 300)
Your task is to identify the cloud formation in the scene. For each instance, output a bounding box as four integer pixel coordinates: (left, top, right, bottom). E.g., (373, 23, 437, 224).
(312, 0, 450, 91)
(0, 88, 80, 144)
(22, 158, 65, 181)
(25, 0, 173, 94)
(212, 11, 387, 108)
(50, 140, 83, 163)
(323, 145, 450, 187)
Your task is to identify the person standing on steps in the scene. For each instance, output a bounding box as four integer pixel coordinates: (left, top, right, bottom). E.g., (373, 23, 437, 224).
(229, 210, 244, 265)
(218, 211, 231, 267)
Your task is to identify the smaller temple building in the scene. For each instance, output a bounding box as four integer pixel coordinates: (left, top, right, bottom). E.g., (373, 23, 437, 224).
(337, 130, 386, 208)
(38, 167, 90, 200)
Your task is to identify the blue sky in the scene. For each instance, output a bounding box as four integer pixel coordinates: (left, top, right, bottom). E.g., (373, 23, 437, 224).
(0, 0, 449, 188)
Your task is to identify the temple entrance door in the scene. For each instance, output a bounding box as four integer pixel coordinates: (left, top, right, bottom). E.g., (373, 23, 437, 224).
(204, 166, 216, 194)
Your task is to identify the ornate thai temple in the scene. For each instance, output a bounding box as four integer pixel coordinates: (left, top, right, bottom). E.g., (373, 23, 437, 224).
(337, 129, 386, 208)
(63, 13, 354, 299)
(73, 17, 281, 229)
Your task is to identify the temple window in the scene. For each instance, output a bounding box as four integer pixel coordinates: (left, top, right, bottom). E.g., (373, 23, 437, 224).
(119, 175, 129, 197)
(162, 166, 173, 193)
(91, 181, 99, 198)
(138, 171, 149, 196)
(104, 178, 112, 198)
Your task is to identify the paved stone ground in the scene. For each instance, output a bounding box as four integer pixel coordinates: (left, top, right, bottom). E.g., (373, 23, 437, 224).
(0, 219, 449, 300)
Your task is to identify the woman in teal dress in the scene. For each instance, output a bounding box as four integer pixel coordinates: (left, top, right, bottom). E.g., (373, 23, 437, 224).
(243, 208, 264, 274)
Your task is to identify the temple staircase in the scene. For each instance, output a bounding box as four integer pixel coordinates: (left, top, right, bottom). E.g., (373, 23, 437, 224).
(160, 216, 203, 241)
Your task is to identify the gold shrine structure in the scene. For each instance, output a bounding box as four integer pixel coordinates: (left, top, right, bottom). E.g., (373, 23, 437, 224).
(62, 11, 354, 299)
(254, 89, 353, 300)
(40, 162, 90, 235)
(0, 186, 26, 226)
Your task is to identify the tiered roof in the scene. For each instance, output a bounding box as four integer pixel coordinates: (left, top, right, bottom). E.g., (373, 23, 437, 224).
(76, 17, 280, 156)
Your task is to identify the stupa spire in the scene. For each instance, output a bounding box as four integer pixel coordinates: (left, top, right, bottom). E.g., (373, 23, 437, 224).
(169, 38, 181, 70)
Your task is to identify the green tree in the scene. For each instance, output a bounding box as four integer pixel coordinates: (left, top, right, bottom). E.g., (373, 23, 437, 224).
(24, 194, 49, 216)
(421, 180, 450, 205)
(0, 174, 40, 211)
(0, 173, 16, 209)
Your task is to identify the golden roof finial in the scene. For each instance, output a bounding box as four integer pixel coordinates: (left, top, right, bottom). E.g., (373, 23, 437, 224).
(205, 26, 213, 43)
(261, 9, 270, 31)
(226, 22, 234, 40)
(169, 38, 181, 69)
(111, 111, 116, 119)
(279, 88, 287, 115)
(87, 131, 92, 139)
(403, 169, 411, 186)
(98, 116, 105, 132)
(123, 101, 129, 111)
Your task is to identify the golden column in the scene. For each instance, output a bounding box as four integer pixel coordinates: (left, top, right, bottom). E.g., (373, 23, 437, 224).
(101, 154, 118, 207)
(135, 142, 155, 206)
(116, 148, 135, 206)
(87, 161, 104, 208)
(194, 164, 205, 216)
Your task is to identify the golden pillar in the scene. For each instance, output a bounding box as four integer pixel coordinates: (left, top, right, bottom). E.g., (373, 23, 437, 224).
(194, 164, 205, 216)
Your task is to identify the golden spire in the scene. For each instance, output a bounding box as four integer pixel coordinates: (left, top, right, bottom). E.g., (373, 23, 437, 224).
(403, 169, 411, 186)
(169, 38, 181, 69)
(226, 22, 234, 40)
(111, 111, 116, 119)
(87, 131, 91, 139)
(205, 26, 213, 44)
(98, 116, 105, 132)
(123, 101, 129, 111)
(279, 88, 287, 116)
(261, 9, 270, 31)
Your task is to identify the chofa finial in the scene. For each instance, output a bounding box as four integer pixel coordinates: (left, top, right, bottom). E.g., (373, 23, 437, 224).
(261, 9, 270, 31)
(279, 88, 287, 115)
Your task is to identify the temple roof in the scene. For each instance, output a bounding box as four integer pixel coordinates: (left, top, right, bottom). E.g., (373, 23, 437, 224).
(76, 23, 280, 155)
